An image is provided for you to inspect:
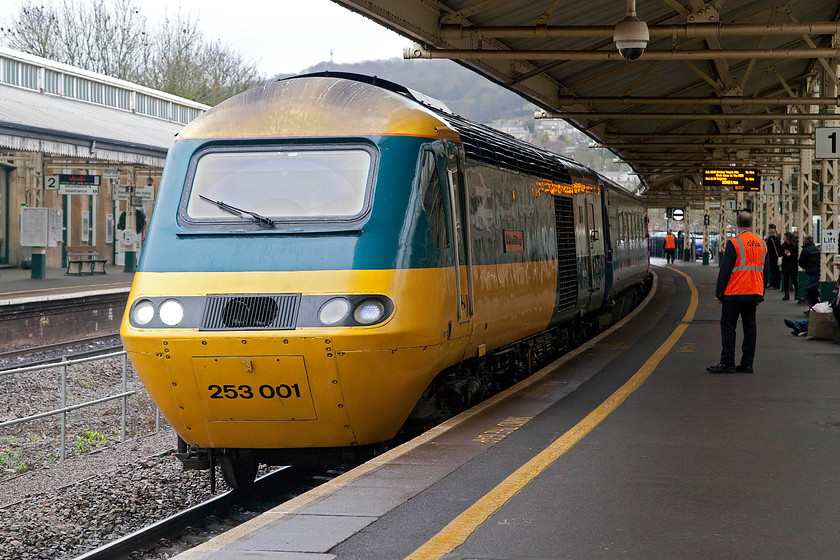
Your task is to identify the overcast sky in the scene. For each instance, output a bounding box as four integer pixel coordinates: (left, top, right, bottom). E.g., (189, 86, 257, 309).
(138, 0, 409, 76)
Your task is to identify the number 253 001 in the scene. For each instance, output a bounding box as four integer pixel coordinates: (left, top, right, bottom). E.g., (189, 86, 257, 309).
(208, 384, 301, 399)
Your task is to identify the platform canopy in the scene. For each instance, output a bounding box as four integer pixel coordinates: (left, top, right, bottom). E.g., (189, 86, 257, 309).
(333, 0, 840, 204)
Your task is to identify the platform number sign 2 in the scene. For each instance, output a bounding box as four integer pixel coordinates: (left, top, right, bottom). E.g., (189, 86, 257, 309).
(816, 127, 840, 159)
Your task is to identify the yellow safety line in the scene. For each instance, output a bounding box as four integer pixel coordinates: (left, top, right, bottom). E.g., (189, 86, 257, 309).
(405, 268, 698, 560)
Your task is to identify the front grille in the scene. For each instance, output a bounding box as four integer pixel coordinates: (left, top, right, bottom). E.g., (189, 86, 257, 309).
(201, 294, 300, 331)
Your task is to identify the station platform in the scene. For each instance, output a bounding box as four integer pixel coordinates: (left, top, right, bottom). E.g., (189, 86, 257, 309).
(176, 259, 840, 560)
(0, 264, 133, 306)
(0, 265, 134, 347)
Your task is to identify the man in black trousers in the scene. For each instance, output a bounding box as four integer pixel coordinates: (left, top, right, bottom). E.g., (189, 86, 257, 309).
(707, 211, 767, 374)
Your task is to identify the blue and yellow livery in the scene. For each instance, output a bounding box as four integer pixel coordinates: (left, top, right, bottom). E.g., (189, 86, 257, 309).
(120, 73, 649, 488)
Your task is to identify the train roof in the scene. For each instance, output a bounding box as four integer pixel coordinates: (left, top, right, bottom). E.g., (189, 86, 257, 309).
(177, 74, 456, 141)
(178, 72, 600, 187)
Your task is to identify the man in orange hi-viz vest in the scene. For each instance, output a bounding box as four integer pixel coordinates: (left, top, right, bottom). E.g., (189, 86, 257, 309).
(707, 211, 767, 374)
(664, 231, 676, 264)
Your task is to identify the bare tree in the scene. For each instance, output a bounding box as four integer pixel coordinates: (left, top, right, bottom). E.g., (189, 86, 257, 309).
(0, 3, 61, 59)
(1, 0, 262, 105)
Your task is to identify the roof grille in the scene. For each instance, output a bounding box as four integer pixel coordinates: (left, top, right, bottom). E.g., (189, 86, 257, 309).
(201, 294, 300, 331)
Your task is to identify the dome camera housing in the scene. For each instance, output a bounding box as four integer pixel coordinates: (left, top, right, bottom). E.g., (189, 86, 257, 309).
(614, 17, 649, 61)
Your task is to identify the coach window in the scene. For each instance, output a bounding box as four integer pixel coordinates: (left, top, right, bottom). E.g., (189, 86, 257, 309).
(447, 151, 468, 265)
(419, 150, 449, 249)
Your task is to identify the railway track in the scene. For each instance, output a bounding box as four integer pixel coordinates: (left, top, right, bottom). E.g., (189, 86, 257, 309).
(72, 465, 339, 560)
(0, 334, 123, 371)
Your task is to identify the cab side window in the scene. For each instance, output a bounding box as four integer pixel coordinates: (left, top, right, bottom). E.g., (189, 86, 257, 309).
(419, 151, 449, 248)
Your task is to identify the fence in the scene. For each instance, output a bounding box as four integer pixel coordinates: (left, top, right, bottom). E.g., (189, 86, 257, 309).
(0, 350, 161, 460)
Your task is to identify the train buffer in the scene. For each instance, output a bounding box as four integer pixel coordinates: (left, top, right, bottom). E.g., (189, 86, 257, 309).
(64, 245, 107, 276)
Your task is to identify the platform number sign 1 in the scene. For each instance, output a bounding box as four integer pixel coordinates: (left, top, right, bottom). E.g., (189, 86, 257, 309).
(816, 127, 840, 159)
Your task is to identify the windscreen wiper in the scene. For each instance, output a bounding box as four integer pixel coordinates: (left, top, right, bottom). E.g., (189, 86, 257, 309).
(199, 195, 275, 227)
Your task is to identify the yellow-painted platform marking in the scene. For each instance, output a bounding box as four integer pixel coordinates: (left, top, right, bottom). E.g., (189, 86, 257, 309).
(472, 417, 532, 444)
(405, 269, 697, 560)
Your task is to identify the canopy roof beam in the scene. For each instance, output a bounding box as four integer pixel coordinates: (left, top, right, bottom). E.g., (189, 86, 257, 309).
(555, 112, 832, 120)
(438, 23, 840, 40)
(556, 96, 840, 106)
(602, 133, 812, 139)
(405, 46, 840, 61)
(604, 142, 813, 149)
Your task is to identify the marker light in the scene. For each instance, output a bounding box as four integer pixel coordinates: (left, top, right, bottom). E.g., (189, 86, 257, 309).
(319, 298, 351, 325)
(159, 299, 185, 326)
(132, 300, 156, 325)
(353, 299, 385, 325)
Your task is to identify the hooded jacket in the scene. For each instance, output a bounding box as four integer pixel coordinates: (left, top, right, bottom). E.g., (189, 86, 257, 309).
(798, 241, 820, 276)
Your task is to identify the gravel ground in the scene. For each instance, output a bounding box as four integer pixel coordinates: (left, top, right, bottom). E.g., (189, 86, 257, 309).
(1, 336, 160, 476)
(0, 434, 227, 560)
(0, 338, 232, 560)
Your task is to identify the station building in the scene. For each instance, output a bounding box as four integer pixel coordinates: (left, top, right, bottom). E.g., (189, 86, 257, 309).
(0, 47, 208, 273)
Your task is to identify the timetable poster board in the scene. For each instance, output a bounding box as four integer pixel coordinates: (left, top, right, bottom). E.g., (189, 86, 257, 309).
(48, 208, 62, 247)
(702, 169, 761, 191)
(20, 207, 49, 247)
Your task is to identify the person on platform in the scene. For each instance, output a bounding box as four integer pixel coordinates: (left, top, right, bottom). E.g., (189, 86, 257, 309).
(798, 235, 821, 307)
(780, 231, 799, 300)
(676, 231, 684, 260)
(784, 278, 840, 343)
(664, 230, 676, 264)
(707, 211, 767, 374)
(764, 224, 782, 290)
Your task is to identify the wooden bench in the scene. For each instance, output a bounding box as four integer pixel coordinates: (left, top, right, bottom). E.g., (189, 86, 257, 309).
(65, 246, 107, 275)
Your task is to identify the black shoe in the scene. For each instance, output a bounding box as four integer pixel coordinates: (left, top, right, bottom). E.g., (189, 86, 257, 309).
(736, 364, 754, 373)
(707, 363, 736, 374)
(782, 295, 790, 300)
(784, 319, 795, 329)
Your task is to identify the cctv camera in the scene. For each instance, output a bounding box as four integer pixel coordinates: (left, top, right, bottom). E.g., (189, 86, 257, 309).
(614, 16, 649, 61)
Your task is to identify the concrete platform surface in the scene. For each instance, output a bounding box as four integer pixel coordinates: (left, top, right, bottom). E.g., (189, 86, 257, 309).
(171, 259, 840, 560)
(0, 264, 133, 305)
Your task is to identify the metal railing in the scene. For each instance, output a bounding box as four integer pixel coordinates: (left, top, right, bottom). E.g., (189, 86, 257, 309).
(0, 350, 161, 460)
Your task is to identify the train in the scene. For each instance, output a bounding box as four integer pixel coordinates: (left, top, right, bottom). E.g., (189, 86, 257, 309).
(120, 73, 650, 489)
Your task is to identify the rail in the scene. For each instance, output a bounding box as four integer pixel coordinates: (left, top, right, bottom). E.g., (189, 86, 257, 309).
(0, 350, 161, 460)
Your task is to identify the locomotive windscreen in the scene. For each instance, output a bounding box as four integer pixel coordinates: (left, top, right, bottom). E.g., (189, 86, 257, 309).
(184, 146, 374, 223)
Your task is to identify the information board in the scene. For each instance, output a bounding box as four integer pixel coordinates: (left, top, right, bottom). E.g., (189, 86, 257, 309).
(59, 184, 99, 195)
(822, 229, 838, 254)
(20, 207, 48, 247)
(48, 208, 62, 247)
(702, 169, 761, 191)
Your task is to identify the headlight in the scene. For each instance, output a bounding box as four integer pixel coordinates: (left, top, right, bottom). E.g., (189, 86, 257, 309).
(132, 300, 156, 326)
(353, 299, 385, 325)
(318, 298, 351, 325)
(158, 299, 185, 326)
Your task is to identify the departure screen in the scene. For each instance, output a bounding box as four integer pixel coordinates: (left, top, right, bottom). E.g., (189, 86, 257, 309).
(702, 168, 760, 191)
